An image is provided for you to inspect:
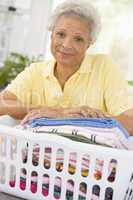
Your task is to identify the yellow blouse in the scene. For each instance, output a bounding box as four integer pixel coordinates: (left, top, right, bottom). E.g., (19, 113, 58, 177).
(6, 54, 133, 115)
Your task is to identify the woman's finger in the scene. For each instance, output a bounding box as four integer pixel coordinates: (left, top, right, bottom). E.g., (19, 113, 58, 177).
(65, 113, 83, 118)
(21, 110, 40, 125)
(25, 113, 42, 121)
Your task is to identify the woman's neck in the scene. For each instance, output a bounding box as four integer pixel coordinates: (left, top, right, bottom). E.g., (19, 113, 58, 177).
(54, 63, 80, 90)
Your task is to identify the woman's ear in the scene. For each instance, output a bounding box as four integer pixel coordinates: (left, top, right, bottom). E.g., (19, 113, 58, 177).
(87, 41, 92, 49)
(87, 43, 91, 49)
(87, 36, 93, 48)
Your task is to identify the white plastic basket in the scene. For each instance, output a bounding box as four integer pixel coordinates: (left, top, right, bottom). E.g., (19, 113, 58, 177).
(0, 124, 133, 200)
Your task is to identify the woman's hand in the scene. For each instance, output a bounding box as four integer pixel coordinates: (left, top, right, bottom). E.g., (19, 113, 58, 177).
(21, 106, 110, 125)
(21, 107, 82, 125)
(75, 106, 110, 118)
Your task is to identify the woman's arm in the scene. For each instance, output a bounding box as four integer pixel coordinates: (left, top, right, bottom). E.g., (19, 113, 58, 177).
(0, 90, 32, 119)
(0, 91, 86, 121)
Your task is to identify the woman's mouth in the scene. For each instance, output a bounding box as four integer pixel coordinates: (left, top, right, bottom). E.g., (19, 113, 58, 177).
(59, 51, 74, 57)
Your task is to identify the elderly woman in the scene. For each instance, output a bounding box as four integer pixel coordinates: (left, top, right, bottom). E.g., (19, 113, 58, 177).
(0, 0, 133, 134)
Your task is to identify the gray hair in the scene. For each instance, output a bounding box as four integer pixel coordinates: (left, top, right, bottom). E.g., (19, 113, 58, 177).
(48, 0, 101, 43)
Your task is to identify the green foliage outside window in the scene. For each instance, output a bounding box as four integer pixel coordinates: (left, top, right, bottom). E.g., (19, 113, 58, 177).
(128, 81, 133, 86)
(0, 52, 42, 89)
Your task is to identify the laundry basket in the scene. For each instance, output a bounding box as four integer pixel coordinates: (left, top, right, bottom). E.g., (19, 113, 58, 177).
(0, 124, 133, 200)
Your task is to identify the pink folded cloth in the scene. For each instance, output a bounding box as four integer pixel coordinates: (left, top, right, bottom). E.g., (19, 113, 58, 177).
(28, 125, 130, 149)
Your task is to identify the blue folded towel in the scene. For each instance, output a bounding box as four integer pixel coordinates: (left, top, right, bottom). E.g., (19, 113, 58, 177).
(27, 118, 129, 138)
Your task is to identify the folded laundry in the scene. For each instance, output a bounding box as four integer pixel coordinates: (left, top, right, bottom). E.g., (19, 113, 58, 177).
(21, 117, 131, 150)
(28, 124, 129, 149)
(25, 118, 129, 137)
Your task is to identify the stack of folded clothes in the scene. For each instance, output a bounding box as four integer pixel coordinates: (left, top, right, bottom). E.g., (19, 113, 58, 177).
(22, 117, 131, 149)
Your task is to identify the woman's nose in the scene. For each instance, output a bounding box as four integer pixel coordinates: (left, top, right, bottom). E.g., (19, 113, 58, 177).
(62, 37, 72, 48)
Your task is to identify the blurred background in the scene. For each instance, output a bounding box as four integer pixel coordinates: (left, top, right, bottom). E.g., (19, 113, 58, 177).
(0, 0, 133, 88)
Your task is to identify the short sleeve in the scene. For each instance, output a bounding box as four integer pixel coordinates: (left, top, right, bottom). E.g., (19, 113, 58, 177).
(6, 64, 34, 106)
(103, 56, 133, 115)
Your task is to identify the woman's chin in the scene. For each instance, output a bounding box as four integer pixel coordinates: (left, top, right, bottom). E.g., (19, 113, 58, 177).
(58, 59, 73, 66)
(56, 56, 73, 65)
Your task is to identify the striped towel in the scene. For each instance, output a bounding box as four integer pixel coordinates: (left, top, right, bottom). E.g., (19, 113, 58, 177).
(23, 118, 131, 150)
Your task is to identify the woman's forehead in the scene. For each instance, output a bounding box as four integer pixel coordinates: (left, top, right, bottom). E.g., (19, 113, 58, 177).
(53, 15, 89, 34)
(55, 14, 88, 26)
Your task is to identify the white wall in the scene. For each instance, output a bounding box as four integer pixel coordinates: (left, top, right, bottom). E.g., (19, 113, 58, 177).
(23, 0, 52, 57)
(9, 0, 52, 57)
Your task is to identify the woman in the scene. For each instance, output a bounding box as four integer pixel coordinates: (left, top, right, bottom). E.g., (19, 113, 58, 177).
(0, 0, 133, 134)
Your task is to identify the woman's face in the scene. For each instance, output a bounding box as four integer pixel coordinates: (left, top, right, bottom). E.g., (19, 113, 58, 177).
(51, 15, 91, 67)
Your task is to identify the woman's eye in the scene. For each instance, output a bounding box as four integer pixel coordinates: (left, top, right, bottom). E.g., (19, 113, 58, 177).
(56, 32, 65, 38)
(75, 37, 84, 42)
